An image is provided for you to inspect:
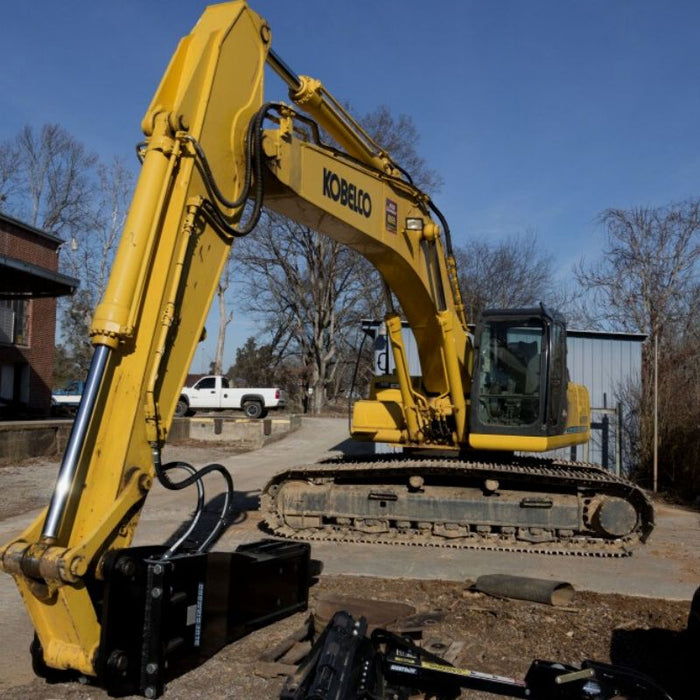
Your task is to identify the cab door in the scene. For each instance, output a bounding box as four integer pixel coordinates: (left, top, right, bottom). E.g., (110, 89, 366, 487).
(469, 307, 569, 448)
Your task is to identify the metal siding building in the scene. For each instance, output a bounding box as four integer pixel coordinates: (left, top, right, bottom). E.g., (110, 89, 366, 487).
(372, 325, 421, 379)
(363, 321, 646, 472)
(567, 331, 644, 409)
(562, 330, 645, 471)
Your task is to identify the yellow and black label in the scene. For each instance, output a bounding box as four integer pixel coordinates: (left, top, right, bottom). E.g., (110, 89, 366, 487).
(385, 198, 397, 233)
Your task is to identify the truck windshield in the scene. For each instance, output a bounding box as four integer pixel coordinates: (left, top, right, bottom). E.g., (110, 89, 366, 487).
(476, 320, 544, 427)
(56, 381, 82, 394)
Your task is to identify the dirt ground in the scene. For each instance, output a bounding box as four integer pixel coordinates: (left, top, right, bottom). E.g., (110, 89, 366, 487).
(1, 572, 694, 700)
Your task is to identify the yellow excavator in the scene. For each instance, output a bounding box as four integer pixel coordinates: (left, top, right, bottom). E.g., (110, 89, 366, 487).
(0, 2, 653, 695)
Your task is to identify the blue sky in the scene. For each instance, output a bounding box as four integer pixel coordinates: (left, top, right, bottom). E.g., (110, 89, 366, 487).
(2, 1, 699, 371)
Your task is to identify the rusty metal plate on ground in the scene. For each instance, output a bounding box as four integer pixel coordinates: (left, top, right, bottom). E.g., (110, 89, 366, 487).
(313, 593, 415, 631)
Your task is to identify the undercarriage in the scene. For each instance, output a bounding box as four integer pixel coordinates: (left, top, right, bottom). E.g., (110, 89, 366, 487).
(261, 456, 655, 557)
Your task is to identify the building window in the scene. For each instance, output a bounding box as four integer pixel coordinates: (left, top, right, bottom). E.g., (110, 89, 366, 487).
(0, 299, 30, 346)
(0, 363, 30, 406)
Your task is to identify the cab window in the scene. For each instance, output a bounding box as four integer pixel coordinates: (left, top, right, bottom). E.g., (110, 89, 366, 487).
(476, 320, 544, 427)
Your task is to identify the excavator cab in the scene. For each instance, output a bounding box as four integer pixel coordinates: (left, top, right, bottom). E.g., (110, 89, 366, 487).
(470, 307, 571, 447)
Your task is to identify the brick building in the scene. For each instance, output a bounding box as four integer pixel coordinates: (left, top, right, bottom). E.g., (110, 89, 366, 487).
(0, 212, 78, 417)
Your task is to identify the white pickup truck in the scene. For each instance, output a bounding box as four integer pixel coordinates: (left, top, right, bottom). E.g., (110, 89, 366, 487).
(51, 380, 86, 415)
(175, 375, 285, 419)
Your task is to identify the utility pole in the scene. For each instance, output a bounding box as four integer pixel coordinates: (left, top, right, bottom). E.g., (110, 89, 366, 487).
(653, 333, 658, 493)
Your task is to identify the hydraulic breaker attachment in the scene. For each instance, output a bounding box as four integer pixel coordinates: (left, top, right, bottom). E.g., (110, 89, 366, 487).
(30, 540, 310, 698)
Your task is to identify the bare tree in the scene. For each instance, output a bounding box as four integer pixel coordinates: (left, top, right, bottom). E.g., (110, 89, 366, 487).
(0, 139, 20, 207)
(55, 156, 134, 376)
(576, 200, 700, 495)
(360, 106, 443, 193)
(60, 157, 132, 296)
(1, 123, 98, 240)
(576, 201, 700, 339)
(212, 259, 235, 375)
(12, 124, 97, 235)
(0, 124, 133, 379)
(235, 213, 370, 413)
(656, 308, 700, 497)
(0, 125, 129, 308)
(0, 130, 133, 306)
(454, 231, 562, 322)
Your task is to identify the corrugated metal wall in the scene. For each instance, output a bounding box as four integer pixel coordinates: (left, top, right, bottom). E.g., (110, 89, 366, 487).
(562, 330, 645, 471)
(366, 321, 645, 471)
(372, 326, 421, 378)
(567, 331, 643, 409)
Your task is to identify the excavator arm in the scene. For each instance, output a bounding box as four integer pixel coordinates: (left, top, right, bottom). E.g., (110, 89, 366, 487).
(258, 98, 473, 445)
(255, 62, 590, 452)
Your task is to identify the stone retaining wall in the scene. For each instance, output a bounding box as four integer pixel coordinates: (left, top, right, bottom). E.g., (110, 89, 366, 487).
(172, 414, 301, 449)
(0, 414, 301, 461)
(0, 420, 72, 460)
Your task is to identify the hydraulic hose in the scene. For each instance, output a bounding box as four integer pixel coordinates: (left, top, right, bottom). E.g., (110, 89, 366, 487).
(151, 447, 234, 556)
(185, 102, 282, 239)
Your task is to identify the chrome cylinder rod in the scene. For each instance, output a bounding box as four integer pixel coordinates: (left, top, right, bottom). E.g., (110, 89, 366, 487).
(267, 49, 301, 91)
(41, 344, 111, 541)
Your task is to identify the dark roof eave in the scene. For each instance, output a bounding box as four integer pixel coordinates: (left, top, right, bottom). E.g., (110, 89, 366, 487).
(0, 254, 79, 299)
(567, 328, 648, 342)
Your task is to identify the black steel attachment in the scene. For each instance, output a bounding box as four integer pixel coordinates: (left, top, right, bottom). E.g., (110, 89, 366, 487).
(281, 611, 379, 700)
(96, 539, 310, 697)
(281, 611, 674, 700)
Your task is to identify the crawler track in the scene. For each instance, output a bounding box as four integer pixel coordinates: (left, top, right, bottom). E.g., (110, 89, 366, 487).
(261, 455, 654, 557)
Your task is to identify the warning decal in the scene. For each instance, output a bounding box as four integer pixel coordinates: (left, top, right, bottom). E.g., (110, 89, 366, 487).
(385, 198, 398, 233)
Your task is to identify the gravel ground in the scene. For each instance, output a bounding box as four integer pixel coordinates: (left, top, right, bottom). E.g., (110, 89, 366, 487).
(0, 458, 57, 519)
(0, 573, 694, 700)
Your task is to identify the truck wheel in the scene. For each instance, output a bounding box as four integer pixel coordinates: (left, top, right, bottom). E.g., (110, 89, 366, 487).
(243, 400, 264, 419)
(175, 398, 189, 417)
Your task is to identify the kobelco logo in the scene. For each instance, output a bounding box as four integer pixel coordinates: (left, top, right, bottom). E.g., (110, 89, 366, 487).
(323, 168, 372, 218)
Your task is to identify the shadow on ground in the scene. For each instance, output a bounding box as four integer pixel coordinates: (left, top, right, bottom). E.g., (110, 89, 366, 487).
(163, 490, 260, 552)
(611, 627, 694, 699)
(331, 436, 378, 456)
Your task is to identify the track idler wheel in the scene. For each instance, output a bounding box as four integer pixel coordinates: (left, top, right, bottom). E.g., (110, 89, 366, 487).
(590, 496, 638, 538)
